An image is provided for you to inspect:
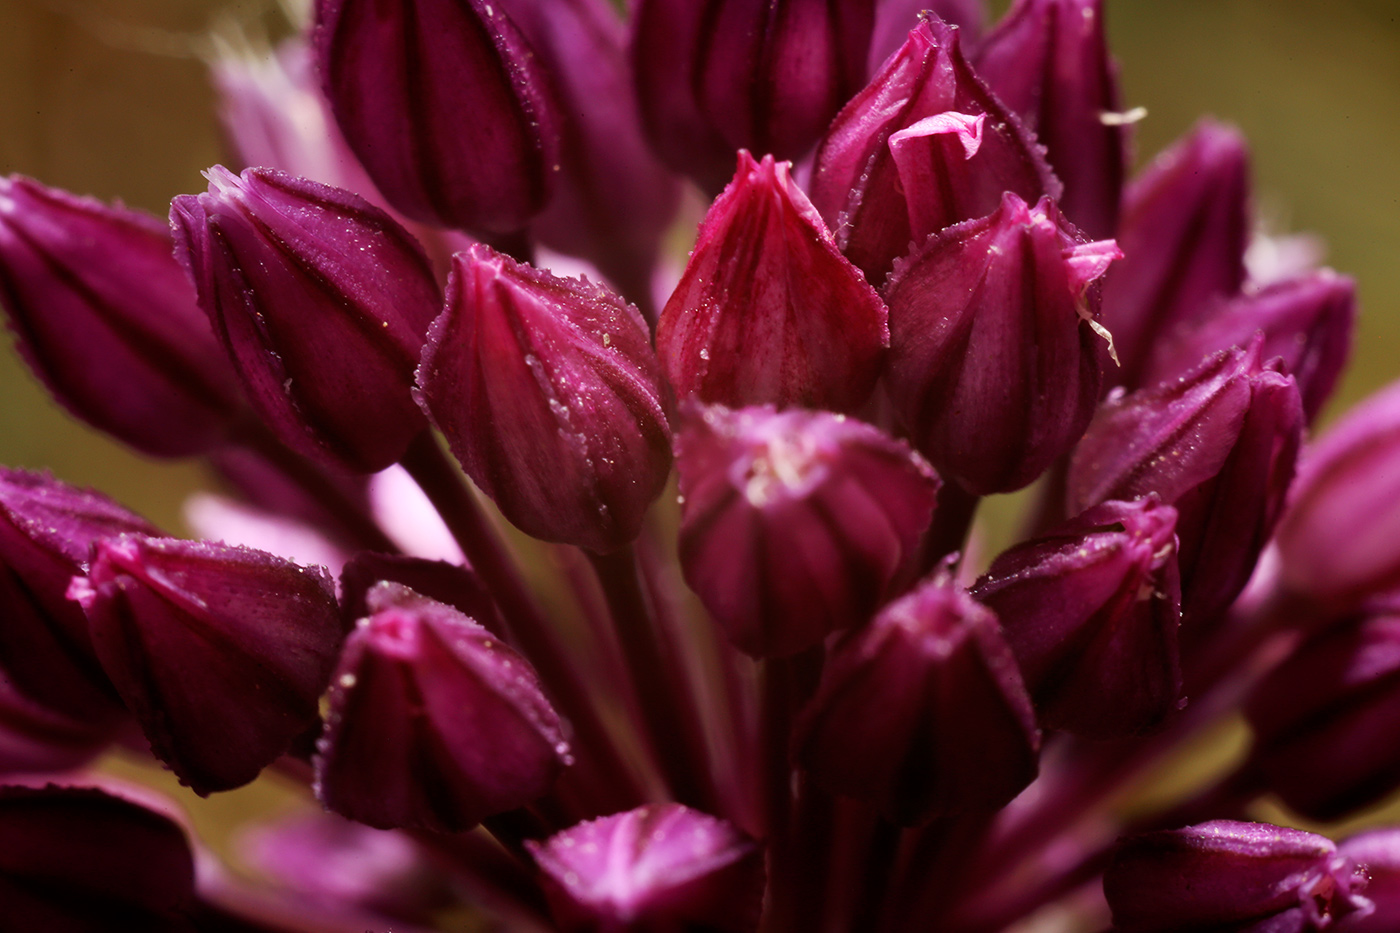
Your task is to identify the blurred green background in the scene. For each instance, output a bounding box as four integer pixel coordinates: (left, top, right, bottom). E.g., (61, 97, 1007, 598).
(1, 0, 1398, 529)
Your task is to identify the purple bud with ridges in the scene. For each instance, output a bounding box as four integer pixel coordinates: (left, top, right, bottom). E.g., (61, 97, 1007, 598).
(313, 0, 561, 233)
(0, 785, 198, 930)
(314, 582, 568, 832)
(884, 192, 1116, 495)
(526, 803, 765, 932)
(1100, 119, 1251, 385)
(974, 0, 1128, 239)
(1143, 269, 1356, 423)
(171, 166, 442, 473)
(675, 404, 940, 658)
(0, 176, 244, 458)
(632, 0, 877, 195)
(1340, 829, 1400, 932)
(70, 536, 343, 795)
(973, 497, 1182, 737)
(794, 572, 1039, 823)
(656, 152, 889, 413)
(1104, 821, 1372, 932)
(415, 244, 671, 553)
(810, 17, 1061, 283)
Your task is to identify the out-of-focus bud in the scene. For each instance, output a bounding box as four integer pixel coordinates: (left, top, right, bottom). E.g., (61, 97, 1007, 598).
(313, 0, 560, 233)
(675, 405, 940, 658)
(869, 1, 987, 71)
(0, 673, 111, 776)
(656, 153, 888, 413)
(339, 552, 502, 636)
(171, 166, 442, 473)
(0, 176, 244, 458)
(973, 497, 1182, 737)
(526, 803, 765, 933)
(1340, 829, 1400, 932)
(810, 18, 1060, 283)
(1069, 342, 1303, 630)
(632, 0, 876, 195)
(1103, 821, 1372, 933)
(70, 536, 343, 795)
(0, 785, 198, 930)
(884, 192, 1116, 495)
(974, 0, 1127, 239)
(314, 583, 569, 833)
(1244, 610, 1400, 821)
(1143, 270, 1356, 424)
(415, 245, 671, 553)
(1100, 120, 1251, 385)
(793, 572, 1039, 823)
(0, 468, 157, 720)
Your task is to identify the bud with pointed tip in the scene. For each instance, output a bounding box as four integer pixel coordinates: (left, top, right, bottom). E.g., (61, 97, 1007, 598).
(869, 1, 987, 71)
(974, 0, 1127, 239)
(315, 583, 568, 833)
(973, 497, 1182, 737)
(526, 803, 765, 933)
(171, 166, 442, 473)
(313, 0, 560, 233)
(656, 152, 888, 413)
(70, 536, 343, 795)
(675, 404, 940, 658)
(884, 192, 1117, 495)
(793, 573, 1039, 823)
(1104, 821, 1372, 933)
(810, 17, 1060, 282)
(0, 176, 244, 458)
(416, 244, 671, 553)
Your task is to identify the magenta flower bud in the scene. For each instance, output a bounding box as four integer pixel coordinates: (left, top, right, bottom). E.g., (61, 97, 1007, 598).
(314, 583, 569, 832)
(0, 176, 244, 458)
(171, 166, 442, 473)
(1100, 120, 1251, 384)
(1069, 342, 1303, 629)
(1104, 821, 1372, 933)
(632, 0, 877, 195)
(0, 785, 198, 930)
(655, 152, 889, 413)
(793, 573, 1039, 824)
(675, 404, 940, 658)
(416, 245, 671, 553)
(810, 17, 1060, 282)
(974, 0, 1127, 239)
(526, 803, 765, 933)
(0, 468, 157, 720)
(869, 1, 987, 70)
(1244, 611, 1400, 820)
(884, 192, 1117, 495)
(1143, 269, 1356, 423)
(340, 551, 502, 636)
(70, 536, 343, 795)
(1340, 830, 1400, 932)
(972, 497, 1182, 737)
(313, 0, 561, 233)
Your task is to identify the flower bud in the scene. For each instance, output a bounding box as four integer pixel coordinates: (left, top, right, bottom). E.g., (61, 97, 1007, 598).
(1244, 610, 1400, 821)
(793, 573, 1039, 823)
(1069, 342, 1303, 630)
(656, 152, 888, 413)
(0, 785, 198, 930)
(314, 583, 568, 832)
(415, 245, 671, 553)
(675, 405, 940, 658)
(1100, 120, 1251, 385)
(526, 803, 765, 932)
(0, 176, 244, 457)
(171, 166, 442, 473)
(1104, 821, 1372, 933)
(884, 192, 1117, 495)
(810, 18, 1060, 282)
(869, 2, 986, 70)
(313, 0, 561, 233)
(632, 0, 877, 195)
(973, 497, 1182, 737)
(0, 468, 157, 720)
(1340, 829, 1400, 932)
(70, 536, 343, 795)
(1142, 269, 1356, 424)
